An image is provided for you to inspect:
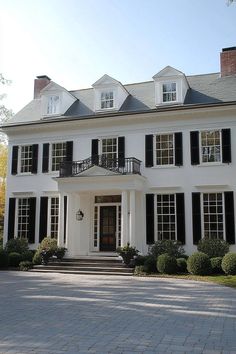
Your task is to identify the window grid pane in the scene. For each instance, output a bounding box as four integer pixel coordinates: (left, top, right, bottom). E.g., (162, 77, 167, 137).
(52, 142, 67, 171)
(203, 193, 224, 239)
(20, 145, 32, 173)
(18, 198, 30, 238)
(156, 134, 174, 165)
(102, 138, 117, 160)
(201, 130, 221, 163)
(101, 91, 114, 109)
(94, 206, 98, 247)
(156, 194, 176, 240)
(47, 95, 59, 115)
(50, 197, 59, 239)
(163, 83, 176, 102)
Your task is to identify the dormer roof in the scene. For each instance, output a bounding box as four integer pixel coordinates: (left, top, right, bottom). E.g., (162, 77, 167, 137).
(153, 65, 186, 79)
(92, 74, 123, 88)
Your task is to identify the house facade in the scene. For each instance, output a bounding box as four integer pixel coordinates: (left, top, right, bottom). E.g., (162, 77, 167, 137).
(2, 47, 236, 257)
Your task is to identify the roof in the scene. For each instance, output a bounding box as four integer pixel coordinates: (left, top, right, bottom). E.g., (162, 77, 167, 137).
(3, 72, 236, 126)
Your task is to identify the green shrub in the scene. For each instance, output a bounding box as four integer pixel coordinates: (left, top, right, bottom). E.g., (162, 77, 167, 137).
(149, 240, 185, 259)
(210, 257, 223, 274)
(54, 247, 66, 260)
(19, 261, 33, 271)
(5, 238, 29, 255)
(0, 249, 8, 268)
(135, 255, 149, 266)
(157, 253, 177, 274)
(21, 250, 34, 262)
(143, 256, 157, 273)
(187, 252, 211, 275)
(32, 250, 42, 265)
(134, 265, 146, 275)
(197, 238, 229, 258)
(8, 252, 22, 267)
(116, 243, 139, 265)
(177, 258, 187, 273)
(222, 253, 236, 275)
(40, 237, 58, 253)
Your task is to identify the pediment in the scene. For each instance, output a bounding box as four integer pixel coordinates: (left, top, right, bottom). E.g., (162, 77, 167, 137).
(78, 165, 119, 177)
(92, 74, 121, 87)
(153, 66, 185, 79)
(40, 82, 76, 99)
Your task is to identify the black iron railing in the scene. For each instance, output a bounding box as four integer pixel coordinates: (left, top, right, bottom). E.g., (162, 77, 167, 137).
(59, 155, 141, 177)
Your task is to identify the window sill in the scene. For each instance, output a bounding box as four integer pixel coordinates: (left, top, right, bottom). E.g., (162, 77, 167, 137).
(197, 162, 226, 167)
(151, 165, 182, 169)
(15, 173, 35, 177)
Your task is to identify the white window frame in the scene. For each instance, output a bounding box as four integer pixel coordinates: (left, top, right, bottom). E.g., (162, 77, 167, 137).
(155, 194, 177, 241)
(99, 137, 118, 160)
(154, 133, 175, 167)
(50, 142, 67, 172)
(47, 196, 59, 239)
(15, 198, 30, 239)
(47, 95, 60, 115)
(100, 91, 114, 110)
(162, 82, 177, 103)
(18, 145, 33, 175)
(200, 129, 222, 165)
(201, 192, 225, 240)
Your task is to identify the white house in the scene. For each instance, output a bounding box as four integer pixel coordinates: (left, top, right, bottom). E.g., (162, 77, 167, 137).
(1, 47, 236, 257)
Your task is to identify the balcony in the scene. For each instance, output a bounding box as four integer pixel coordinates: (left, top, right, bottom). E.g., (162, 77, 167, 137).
(59, 155, 141, 177)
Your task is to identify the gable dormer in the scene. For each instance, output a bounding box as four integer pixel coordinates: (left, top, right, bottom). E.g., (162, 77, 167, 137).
(92, 74, 129, 112)
(39, 80, 77, 117)
(153, 66, 189, 106)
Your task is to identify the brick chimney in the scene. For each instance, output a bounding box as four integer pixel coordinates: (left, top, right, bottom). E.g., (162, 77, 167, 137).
(34, 75, 51, 99)
(220, 47, 236, 77)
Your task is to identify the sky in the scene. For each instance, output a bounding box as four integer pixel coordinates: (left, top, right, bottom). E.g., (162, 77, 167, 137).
(1, 0, 236, 113)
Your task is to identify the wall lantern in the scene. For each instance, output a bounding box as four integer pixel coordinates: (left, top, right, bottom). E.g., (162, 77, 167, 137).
(76, 209, 84, 221)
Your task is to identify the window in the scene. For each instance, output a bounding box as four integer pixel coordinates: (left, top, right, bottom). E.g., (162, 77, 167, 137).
(101, 91, 114, 109)
(17, 198, 30, 238)
(201, 130, 221, 163)
(162, 82, 176, 102)
(50, 197, 59, 239)
(101, 138, 117, 160)
(47, 95, 60, 115)
(155, 134, 174, 165)
(20, 145, 33, 173)
(51, 142, 67, 171)
(203, 193, 224, 239)
(156, 194, 176, 240)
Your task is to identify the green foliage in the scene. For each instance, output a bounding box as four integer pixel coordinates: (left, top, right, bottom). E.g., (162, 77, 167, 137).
(210, 257, 223, 274)
(21, 250, 33, 262)
(149, 240, 185, 259)
(32, 250, 42, 265)
(0, 248, 8, 267)
(143, 256, 157, 273)
(197, 238, 229, 258)
(8, 252, 22, 267)
(134, 265, 146, 275)
(40, 237, 58, 253)
(33, 237, 66, 265)
(134, 255, 149, 266)
(157, 253, 177, 274)
(5, 238, 29, 255)
(116, 243, 139, 265)
(187, 252, 211, 275)
(222, 253, 236, 275)
(54, 247, 67, 260)
(19, 261, 33, 271)
(177, 258, 187, 273)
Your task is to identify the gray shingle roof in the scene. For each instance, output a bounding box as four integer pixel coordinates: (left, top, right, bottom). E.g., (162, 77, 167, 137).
(4, 72, 236, 125)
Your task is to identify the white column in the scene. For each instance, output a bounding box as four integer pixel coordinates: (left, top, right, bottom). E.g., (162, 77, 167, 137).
(121, 190, 129, 246)
(66, 193, 76, 255)
(57, 192, 64, 247)
(129, 190, 136, 246)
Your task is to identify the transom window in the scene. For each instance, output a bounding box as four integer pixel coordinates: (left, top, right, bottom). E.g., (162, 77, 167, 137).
(51, 142, 67, 171)
(50, 197, 59, 239)
(203, 193, 224, 240)
(17, 198, 30, 239)
(201, 130, 221, 163)
(162, 82, 176, 102)
(101, 138, 117, 160)
(47, 95, 60, 115)
(156, 194, 176, 240)
(101, 91, 114, 109)
(20, 145, 32, 173)
(155, 134, 174, 165)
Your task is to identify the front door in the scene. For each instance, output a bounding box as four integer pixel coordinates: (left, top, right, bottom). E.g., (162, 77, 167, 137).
(100, 206, 116, 251)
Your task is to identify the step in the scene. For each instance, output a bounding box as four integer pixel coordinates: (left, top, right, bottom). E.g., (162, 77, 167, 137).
(30, 268, 133, 276)
(33, 265, 133, 273)
(47, 261, 125, 267)
(62, 257, 122, 263)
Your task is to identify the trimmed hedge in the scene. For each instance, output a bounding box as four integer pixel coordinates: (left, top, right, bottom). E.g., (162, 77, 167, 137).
(157, 253, 177, 274)
(222, 253, 236, 275)
(177, 258, 187, 273)
(5, 238, 29, 254)
(19, 261, 33, 271)
(0, 249, 9, 268)
(197, 238, 229, 258)
(149, 240, 185, 259)
(8, 252, 22, 267)
(210, 257, 223, 274)
(187, 252, 211, 275)
(143, 256, 157, 273)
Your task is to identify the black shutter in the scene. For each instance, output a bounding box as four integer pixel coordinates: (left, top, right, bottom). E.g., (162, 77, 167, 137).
(28, 197, 36, 244)
(11, 146, 18, 175)
(192, 192, 202, 244)
(146, 194, 154, 244)
(64, 196, 67, 244)
(39, 197, 48, 242)
(222, 129, 231, 163)
(91, 139, 99, 164)
(190, 131, 200, 165)
(224, 191, 235, 244)
(175, 132, 183, 166)
(66, 141, 73, 162)
(118, 136, 125, 167)
(8, 198, 16, 240)
(42, 143, 50, 173)
(31, 144, 38, 174)
(176, 193, 185, 244)
(145, 135, 153, 167)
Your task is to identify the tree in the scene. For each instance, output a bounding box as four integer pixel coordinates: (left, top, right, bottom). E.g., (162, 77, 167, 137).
(0, 74, 13, 143)
(227, 0, 236, 5)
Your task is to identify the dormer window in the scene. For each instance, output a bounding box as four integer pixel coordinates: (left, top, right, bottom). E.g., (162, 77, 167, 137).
(101, 91, 114, 109)
(47, 95, 60, 115)
(162, 82, 177, 103)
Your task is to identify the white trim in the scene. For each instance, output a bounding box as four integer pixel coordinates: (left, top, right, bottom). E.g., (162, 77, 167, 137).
(153, 132, 175, 167)
(199, 129, 222, 165)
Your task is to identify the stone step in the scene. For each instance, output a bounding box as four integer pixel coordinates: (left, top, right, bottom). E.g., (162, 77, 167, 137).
(48, 261, 125, 267)
(33, 264, 133, 273)
(62, 257, 122, 263)
(30, 268, 133, 276)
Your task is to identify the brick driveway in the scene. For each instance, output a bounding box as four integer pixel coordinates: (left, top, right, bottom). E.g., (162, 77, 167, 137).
(0, 272, 236, 354)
